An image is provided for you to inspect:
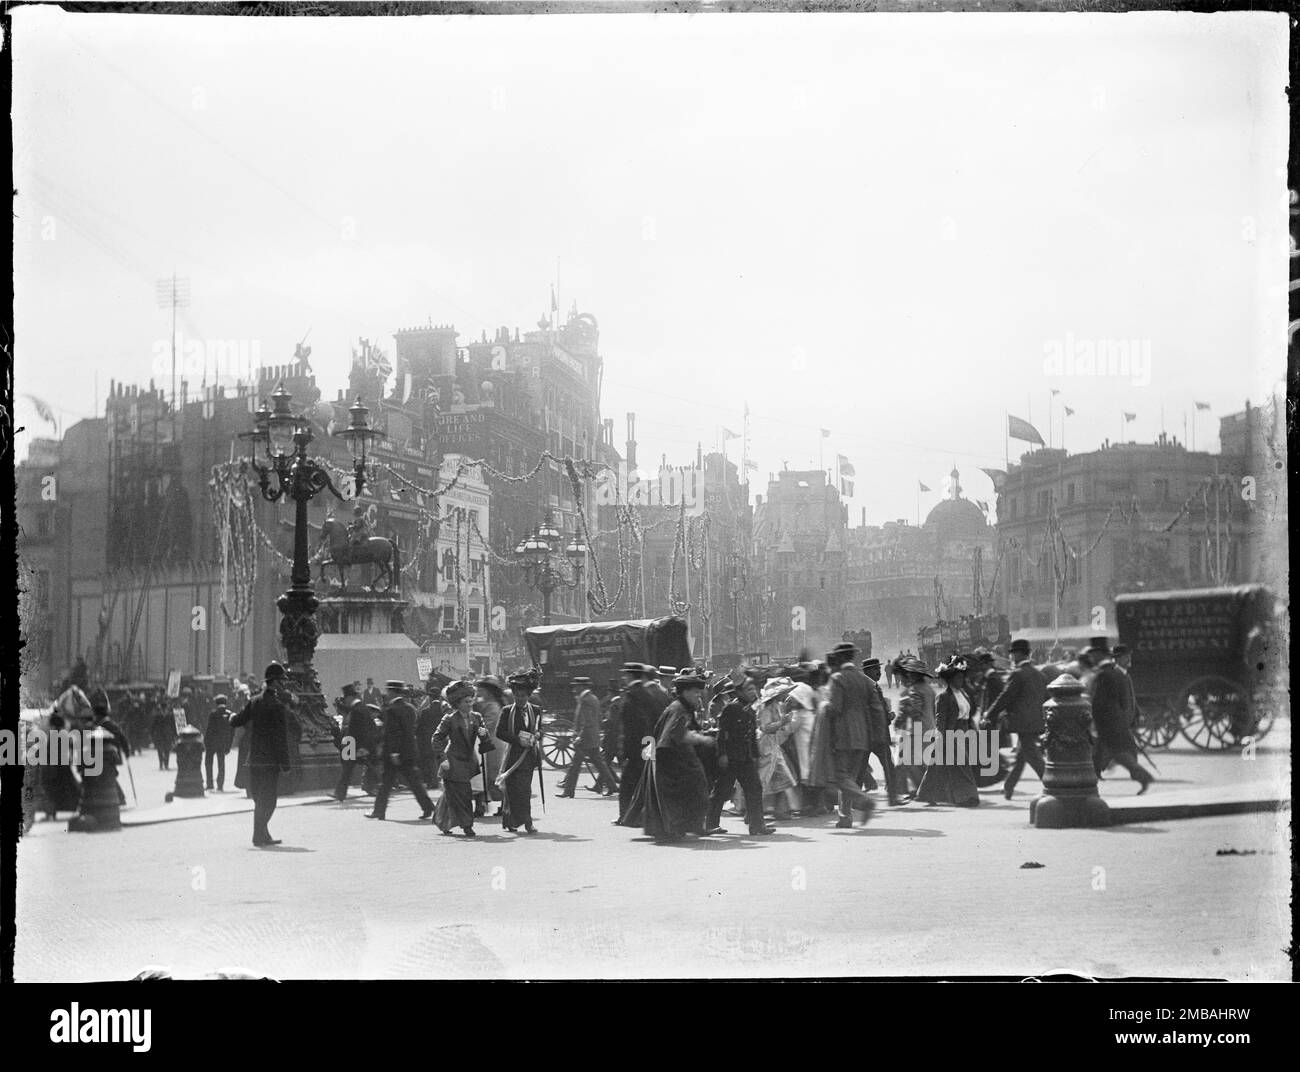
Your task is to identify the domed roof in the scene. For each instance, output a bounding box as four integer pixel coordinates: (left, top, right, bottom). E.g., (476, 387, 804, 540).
(924, 497, 988, 533)
(923, 467, 988, 534)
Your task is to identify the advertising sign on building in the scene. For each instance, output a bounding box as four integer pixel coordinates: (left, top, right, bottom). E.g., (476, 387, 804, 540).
(433, 411, 486, 450)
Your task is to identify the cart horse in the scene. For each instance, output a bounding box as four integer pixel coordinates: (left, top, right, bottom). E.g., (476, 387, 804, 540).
(1116, 584, 1282, 751)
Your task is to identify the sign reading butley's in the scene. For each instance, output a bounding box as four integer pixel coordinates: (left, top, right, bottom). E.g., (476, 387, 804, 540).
(434, 410, 486, 449)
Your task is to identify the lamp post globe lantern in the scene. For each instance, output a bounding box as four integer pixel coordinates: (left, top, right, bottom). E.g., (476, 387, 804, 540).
(515, 511, 586, 626)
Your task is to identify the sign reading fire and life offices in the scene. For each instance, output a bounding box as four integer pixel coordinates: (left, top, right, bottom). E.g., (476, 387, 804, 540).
(434, 410, 486, 451)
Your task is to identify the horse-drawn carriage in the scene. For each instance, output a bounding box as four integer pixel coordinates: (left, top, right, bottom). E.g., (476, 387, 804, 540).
(523, 616, 693, 769)
(1115, 584, 1283, 751)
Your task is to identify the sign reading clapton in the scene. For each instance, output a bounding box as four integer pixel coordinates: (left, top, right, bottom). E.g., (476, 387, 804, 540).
(1128, 598, 1237, 653)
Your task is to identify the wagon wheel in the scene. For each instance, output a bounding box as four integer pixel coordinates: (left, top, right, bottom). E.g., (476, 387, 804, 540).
(539, 719, 575, 770)
(1178, 676, 1249, 751)
(1134, 702, 1180, 751)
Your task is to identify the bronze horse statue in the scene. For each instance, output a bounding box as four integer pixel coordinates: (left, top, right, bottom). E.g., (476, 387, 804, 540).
(314, 516, 400, 593)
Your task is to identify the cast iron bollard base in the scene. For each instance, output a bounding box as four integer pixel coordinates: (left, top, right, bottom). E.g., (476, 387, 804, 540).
(69, 728, 123, 832)
(1031, 674, 1111, 829)
(171, 725, 207, 799)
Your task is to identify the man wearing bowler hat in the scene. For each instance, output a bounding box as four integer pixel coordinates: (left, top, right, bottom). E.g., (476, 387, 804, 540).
(368, 680, 436, 821)
(859, 658, 903, 805)
(229, 662, 294, 847)
(1084, 637, 1153, 794)
(823, 641, 876, 828)
(982, 638, 1047, 799)
(559, 677, 620, 798)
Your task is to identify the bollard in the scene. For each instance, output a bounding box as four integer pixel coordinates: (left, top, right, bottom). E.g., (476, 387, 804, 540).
(68, 728, 123, 832)
(1030, 674, 1111, 828)
(170, 725, 207, 800)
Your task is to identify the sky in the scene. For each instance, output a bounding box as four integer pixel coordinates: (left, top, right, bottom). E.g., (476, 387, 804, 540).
(11, 7, 1290, 526)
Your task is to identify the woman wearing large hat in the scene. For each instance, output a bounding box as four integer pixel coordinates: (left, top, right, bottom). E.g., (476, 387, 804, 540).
(623, 669, 716, 842)
(430, 680, 495, 837)
(912, 658, 980, 808)
(892, 656, 937, 798)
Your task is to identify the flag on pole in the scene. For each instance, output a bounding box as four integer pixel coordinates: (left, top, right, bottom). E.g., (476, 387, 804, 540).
(1008, 414, 1045, 445)
(840, 476, 855, 497)
(721, 427, 740, 440)
(836, 454, 855, 477)
(820, 428, 831, 438)
(402, 372, 413, 405)
(918, 480, 931, 493)
(1123, 411, 1136, 422)
(1195, 401, 1211, 411)
(1064, 405, 1075, 416)
(744, 458, 758, 472)
(25, 395, 57, 430)
(979, 467, 1008, 491)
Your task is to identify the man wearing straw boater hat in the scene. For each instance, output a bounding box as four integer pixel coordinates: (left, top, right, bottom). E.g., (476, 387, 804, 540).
(823, 641, 876, 828)
(367, 680, 436, 822)
(1083, 636, 1153, 794)
(559, 677, 620, 798)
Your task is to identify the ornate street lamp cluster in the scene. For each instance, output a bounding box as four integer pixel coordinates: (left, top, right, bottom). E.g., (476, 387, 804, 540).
(237, 383, 380, 746)
(513, 510, 589, 626)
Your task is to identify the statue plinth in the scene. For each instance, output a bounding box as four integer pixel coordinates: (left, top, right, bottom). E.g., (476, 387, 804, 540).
(1030, 674, 1111, 829)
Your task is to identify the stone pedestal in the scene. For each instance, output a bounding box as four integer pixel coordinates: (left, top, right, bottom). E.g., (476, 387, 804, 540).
(1030, 674, 1111, 828)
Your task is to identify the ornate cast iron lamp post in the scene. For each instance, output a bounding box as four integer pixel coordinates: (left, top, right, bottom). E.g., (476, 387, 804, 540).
(239, 384, 380, 787)
(1029, 673, 1112, 828)
(513, 510, 588, 626)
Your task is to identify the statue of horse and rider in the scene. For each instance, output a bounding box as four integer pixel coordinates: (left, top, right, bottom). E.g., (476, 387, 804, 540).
(313, 505, 401, 593)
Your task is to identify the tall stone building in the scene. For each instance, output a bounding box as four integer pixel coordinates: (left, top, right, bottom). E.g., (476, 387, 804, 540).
(993, 407, 1271, 648)
(751, 469, 847, 658)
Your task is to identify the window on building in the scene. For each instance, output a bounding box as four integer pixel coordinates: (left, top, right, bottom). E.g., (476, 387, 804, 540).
(442, 604, 456, 631)
(820, 576, 826, 589)
(468, 607, 482, 633)
(1036, 489, 1053, 516)
(1066, 483, 1076, 505)
(1152, 477, 1169, 502)
(1035, 612, 1050, 628)
(36, 512, 51, 539)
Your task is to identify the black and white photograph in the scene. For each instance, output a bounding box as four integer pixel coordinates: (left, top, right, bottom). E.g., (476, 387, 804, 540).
(5, 1, 1292, 998)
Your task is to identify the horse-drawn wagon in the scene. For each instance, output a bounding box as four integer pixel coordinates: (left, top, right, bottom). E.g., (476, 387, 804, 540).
(1115, 584, 1283, 751)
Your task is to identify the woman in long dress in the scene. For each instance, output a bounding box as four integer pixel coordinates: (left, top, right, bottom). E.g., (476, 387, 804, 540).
(639, 671, 715, 842)
(755, 676, 800, 820)
(431, 681, 495, 837)
(914, 659, 980, 807)
(892, 656, 937, 798)
(802, 663, 837, 815)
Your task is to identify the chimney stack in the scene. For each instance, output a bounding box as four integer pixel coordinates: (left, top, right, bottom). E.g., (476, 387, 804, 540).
(625, 412, 637, 470)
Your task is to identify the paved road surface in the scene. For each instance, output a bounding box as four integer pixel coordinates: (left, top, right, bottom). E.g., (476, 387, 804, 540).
(16, 734, 1289, 981)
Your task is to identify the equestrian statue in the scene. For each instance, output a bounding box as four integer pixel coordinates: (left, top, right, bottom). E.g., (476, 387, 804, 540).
(313, 505, 401, 593)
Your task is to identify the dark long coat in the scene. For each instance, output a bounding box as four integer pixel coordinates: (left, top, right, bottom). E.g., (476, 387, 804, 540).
(1087, 661, 1139, 755)
(983, 662, 1046, 736)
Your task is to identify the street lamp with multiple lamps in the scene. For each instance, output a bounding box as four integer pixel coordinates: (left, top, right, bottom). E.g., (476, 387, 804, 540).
(239, 383, 380, 775)
(513, 510, 589, 626)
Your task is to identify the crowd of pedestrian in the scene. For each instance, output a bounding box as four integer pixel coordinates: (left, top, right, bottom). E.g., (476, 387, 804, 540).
(31, 631, 1152, 846)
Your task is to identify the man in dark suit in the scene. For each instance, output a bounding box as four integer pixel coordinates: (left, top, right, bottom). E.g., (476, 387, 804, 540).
(335, 700, 380, 801)
(368, 680, 435, 820)
(1085, 638, 1153, 794)
(705, 674, 776, 836)
(229, 663, 294, 847)
(203, 694, 233, 792)
(362, 677, 383, 708)
(824, 642, 876, 828)
(860, 659, 903, 805)
(559, 677, 620, 798)
(616, 663, 668, 821)
(982, 638, 1047, 799)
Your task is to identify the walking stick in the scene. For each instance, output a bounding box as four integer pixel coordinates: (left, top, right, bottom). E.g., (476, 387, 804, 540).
(124, 752, 138, 806)
(534, 709, 547, 816)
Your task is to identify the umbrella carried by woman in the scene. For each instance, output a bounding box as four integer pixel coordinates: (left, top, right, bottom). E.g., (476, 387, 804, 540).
(913, 658, 981, 808)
